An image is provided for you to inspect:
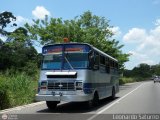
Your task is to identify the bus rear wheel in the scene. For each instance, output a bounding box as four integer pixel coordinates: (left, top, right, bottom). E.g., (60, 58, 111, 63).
(110, 87, 116, 100)
(46, 101, 58, 110)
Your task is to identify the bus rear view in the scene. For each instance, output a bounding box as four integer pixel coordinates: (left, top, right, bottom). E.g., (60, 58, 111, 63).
(36, 43, 119, 109)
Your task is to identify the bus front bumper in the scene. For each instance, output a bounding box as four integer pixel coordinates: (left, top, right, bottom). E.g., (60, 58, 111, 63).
(35, 94, 93, 102)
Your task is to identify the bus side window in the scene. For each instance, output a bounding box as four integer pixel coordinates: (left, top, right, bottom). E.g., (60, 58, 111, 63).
(100, 55, 105, 66)
(110, 60, 113, 71)
(109, 59, 113, 73)
(115, 62, 118, 69)
(94, 52, 99, 69)
(105, 57, 110, 73)
(115, 62, 118, 74)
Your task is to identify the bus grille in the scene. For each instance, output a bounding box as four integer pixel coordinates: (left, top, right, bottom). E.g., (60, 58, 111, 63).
(47, 81, 75, 91)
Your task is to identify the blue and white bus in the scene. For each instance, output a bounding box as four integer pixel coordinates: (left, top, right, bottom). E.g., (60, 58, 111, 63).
(36, 42, 119, 109)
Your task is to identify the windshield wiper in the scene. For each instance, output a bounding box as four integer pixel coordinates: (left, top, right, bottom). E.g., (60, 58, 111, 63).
(64, 56, 74, 70)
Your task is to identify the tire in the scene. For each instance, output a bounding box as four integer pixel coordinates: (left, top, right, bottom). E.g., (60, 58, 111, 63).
(46, 101, 58, 110)
(92, 92, 99, 106)
(87, 92, 99, 108)
(110, 87, 116, 100)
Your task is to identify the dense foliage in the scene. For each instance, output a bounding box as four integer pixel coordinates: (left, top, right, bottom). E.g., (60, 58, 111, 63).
(0, 11, 17, 36)
(0, 12, 40, 75)
(0, 11, 129, 72)
(124, 63, 160, 78)
(25, 11, 129, 70)
(0, 11, 39, 110)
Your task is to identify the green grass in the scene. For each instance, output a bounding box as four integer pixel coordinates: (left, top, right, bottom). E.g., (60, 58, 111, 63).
(119, 77, 135, 85)
(119, 76, 146, 85)
(0, 71, 38, 110)
(0, 69, 148, 110)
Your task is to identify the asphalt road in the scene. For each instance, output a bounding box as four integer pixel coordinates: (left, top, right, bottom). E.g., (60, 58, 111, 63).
(0, 81, 160, 120)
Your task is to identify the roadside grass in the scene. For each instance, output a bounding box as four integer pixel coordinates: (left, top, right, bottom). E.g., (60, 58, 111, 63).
(119, 77, 147, 85)
(0, 69, 148, 110)
(0, 71, 38, 110)
(119, 77, 135, 85)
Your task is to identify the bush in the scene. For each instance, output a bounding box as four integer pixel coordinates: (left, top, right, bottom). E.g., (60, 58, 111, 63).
(0, 71, 38, 110)
(119, 77, 136, 85)
(22, 61, 38, 76)
(119, 77, 146, 85)
(0, 78, 11, 109)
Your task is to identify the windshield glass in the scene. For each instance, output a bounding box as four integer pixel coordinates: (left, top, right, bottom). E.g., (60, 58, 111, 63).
(42, 54, 62, 70)
(64, 52, 88, 69)
(41, 44, 91, 70)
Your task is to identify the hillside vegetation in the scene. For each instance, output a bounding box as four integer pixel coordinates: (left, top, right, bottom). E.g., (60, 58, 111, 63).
(120, 63, 160, 84)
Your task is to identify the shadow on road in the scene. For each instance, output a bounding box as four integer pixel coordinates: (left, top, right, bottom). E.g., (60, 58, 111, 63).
(37, 97, 119, 113)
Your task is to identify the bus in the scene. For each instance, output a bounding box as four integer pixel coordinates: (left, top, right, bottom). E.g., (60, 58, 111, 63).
(36, 42, 119, 109)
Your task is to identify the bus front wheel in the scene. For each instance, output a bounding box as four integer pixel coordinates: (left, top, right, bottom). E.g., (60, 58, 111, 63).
(87, 92, 99, 107)
(46, 101, 58, 110)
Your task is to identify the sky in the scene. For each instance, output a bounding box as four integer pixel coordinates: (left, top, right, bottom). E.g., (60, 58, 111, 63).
(0, 0, 160, 69)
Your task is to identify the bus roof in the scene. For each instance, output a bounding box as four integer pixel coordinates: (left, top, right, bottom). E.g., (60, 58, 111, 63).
(92, 46, 118, 62)
(43, 42, 118, 62)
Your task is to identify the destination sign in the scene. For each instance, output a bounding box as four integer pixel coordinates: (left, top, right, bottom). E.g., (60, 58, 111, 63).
(42, 44, 91, 54)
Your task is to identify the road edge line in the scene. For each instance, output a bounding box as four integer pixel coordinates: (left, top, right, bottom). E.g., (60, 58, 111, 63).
(87, 83, 144, 120)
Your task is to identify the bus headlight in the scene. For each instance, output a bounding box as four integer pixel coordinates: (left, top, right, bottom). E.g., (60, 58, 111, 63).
(40, 81, 47, 90)
(76, 82, 83, 90)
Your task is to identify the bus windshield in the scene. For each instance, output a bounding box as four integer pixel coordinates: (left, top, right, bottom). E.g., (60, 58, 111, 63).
(41, 44, 90, 70)
(64, 52, 88, 69)
(42, 54, 62, 70)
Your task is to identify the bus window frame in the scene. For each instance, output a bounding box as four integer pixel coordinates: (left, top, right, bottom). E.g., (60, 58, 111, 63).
(105, 57, 110, 73)
(100, 54, 106, 66)
(93, 51, 99, 70)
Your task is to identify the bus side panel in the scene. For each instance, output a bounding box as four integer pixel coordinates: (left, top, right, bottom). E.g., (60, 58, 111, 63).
(85, 69, 112, 100)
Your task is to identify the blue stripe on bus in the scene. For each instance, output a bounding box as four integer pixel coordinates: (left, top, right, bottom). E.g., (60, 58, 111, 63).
(83, 83, 113, 94)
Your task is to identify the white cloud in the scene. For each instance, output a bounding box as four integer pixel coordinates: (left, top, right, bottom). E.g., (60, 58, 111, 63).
(4, 16, 33, 33)
(16, 16, 33, 26)
(109, 26, 121, 36)
(32, 6, 51, 19)
(16, 16, 25, 23)
(123, 28, 146, 43)
(128, 51, 149, 62)
(154, 19, 160, 26)
(123, 19, 160, 69)
(125, 50, 156, 69)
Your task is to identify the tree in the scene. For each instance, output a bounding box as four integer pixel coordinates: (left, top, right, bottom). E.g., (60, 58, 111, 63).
(7, 27, 32, 47)
(0, 39, 4, 47)
(132, 63, 151, 78)
(0, 11, 17, 70)
(0, 11, 39, 74)
(0, 11, 17, 36)
(0, 27, 38, 73)
(25, 11, 129, 70)
(151, 64, 160, 76)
